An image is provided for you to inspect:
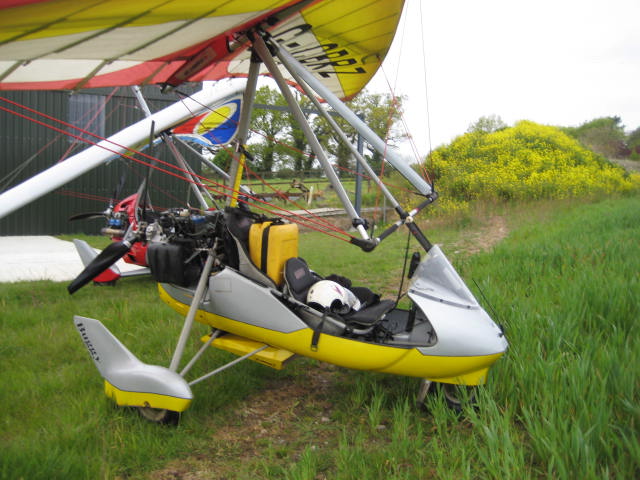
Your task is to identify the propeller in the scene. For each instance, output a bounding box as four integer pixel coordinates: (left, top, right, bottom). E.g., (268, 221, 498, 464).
(67, 225, 139, 294)
(68, 211, 108, 221)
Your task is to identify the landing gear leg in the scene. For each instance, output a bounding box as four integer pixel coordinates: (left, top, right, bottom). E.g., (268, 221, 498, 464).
(416, 379, 432, 410)
(137, 250, 216, 426)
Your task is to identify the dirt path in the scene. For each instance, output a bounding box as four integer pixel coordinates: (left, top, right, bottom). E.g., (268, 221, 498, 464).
(151, 365, 340, 480)
(448, 215, 509, 256)
(611, 158, 640, 173)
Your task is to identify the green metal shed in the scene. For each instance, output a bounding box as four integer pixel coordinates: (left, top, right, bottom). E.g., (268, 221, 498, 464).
(0, 84, 205, 235)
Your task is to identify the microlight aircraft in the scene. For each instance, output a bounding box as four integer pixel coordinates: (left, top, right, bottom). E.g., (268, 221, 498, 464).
(0, 0, 508, 423)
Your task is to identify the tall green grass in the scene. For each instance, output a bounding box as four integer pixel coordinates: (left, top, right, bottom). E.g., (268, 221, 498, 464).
(460, 196, 640, 479)
(1, 195, 638, 479)
(284, 196, 640, 479)
(0, 276, 281, 479)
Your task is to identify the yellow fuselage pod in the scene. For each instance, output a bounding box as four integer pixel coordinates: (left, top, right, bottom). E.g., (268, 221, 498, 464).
(158, 274, 505, 385)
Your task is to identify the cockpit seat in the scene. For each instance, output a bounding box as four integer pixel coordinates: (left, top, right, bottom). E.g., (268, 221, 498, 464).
(283, 257, 321, 302)
(283, 257, 395, 330)
(342, 299, 396, 327)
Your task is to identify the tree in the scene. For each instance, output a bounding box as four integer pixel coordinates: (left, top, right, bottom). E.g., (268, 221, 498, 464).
(627, 126, 640, 160)
(467, 115, 507, 134)
(563, 116, 626, 158)
(315, 90, 405, 174)
(248, 86, 290, 175)
(246, 86, 406, 176)
(211, 148, 232, 172)
(353, 92, 406, 173)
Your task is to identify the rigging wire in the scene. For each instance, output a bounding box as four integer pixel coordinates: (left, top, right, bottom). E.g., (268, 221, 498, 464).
(418, 0, 433, 158)
(0, 95, 356, 242)
(241, 162, 353, 237)
(1, 90, 120, 192)
(0, 136, 57, 193)
(378, 65, 424, 169)
(370, 0, 434, 186)
(174, 84, 425, 205)
(172, 88, 387, 235)
(416, 0, 435, 183)
(368, 68, 403, 224)
(57, 190, 112, 203)
(0, 88, 182, 203)
(58, 87, 120, 163)
(2, 62, 431, 243)
(333, 163, 418, 196)
(183, 140, 356, 238)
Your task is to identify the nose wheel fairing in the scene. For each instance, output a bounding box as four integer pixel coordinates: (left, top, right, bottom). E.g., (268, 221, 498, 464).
(408, 245, 508, 359)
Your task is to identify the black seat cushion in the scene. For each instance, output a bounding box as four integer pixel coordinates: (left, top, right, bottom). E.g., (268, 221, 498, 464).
(223, 207, 256, 269)
(224, 207, 257, 244)
(284, 257, 320, 302)
(343, 299, 396, 327)
(223, 207, 276, 288)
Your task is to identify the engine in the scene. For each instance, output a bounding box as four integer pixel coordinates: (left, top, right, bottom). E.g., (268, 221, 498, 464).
(145, 208, 224, 287)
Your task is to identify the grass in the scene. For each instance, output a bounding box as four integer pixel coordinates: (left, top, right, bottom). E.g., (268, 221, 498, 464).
(1, 195, 639, 479)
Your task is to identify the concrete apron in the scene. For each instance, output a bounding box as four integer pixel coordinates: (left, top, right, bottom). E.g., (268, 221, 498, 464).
(0, 236, 144, 283)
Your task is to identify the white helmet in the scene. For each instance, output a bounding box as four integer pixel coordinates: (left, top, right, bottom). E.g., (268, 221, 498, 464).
(307, 280, 361, 314)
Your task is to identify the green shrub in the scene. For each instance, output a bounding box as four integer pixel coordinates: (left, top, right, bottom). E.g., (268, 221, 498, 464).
(426, 121, 640, 202)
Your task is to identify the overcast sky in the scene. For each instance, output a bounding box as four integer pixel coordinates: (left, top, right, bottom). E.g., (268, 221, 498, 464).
(367, 0, 640, 159)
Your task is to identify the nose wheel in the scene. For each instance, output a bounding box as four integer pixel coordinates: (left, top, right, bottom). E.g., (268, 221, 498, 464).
(416, 379, 478, 413)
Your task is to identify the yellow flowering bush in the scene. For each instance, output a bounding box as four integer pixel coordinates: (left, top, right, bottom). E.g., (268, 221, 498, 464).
(426, 121, 640, 202)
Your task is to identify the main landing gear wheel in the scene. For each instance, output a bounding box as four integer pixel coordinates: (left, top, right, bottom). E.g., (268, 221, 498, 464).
(137, 405, 180, 425)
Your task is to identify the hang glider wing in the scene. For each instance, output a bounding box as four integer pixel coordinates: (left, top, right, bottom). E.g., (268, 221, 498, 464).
(0, 0, 404, 99)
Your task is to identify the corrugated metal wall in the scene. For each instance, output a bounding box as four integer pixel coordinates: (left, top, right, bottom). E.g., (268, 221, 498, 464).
(0, 85, 205, 235)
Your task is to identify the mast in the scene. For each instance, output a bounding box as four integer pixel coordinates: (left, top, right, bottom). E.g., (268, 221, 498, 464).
(227, 55, 261, 207)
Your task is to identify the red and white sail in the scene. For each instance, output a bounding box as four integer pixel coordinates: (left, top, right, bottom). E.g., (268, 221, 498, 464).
(0, 0, 404, 100)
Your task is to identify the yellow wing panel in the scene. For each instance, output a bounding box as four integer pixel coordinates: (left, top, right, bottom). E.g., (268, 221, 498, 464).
(0, 1, 288, 41)
(296, 0, 403, 98)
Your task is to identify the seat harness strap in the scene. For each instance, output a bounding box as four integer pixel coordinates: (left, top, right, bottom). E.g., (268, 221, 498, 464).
(260, 222, 272, 273)
(310, 308, 328, 352)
